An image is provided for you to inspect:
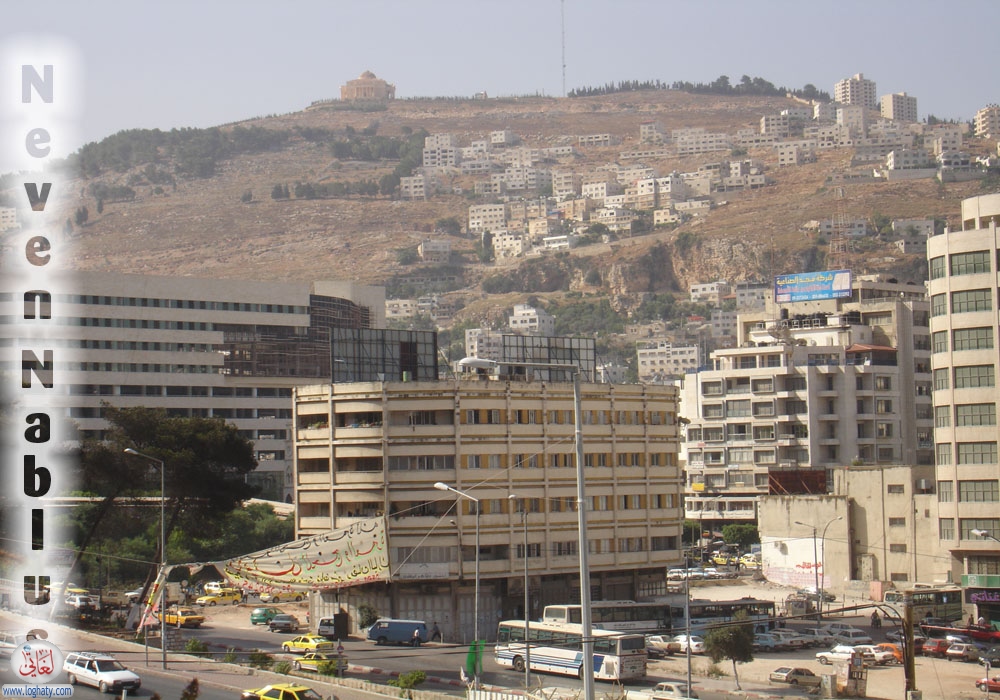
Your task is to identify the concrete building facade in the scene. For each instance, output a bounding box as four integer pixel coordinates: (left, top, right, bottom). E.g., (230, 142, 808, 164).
(835, 73, 877, 110)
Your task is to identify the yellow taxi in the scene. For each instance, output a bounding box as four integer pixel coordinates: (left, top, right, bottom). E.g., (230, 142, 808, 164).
(195, 588, 242, 606)
(291, 653, 335, 672)
(280, 635, 335, 654)
(240, 684, 322, 700)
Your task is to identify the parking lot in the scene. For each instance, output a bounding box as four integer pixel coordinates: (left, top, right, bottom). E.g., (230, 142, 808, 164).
(675, 579, 992, 700)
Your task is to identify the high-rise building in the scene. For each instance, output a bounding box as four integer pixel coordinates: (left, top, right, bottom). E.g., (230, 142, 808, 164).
(881, 92, 918, 123)
(7, 272, 386, 499)
(974, 104, 1000, 139)
(681, 276, 931, 529)
(834, 73, 877, 110)
(927, 193, 1000, 621)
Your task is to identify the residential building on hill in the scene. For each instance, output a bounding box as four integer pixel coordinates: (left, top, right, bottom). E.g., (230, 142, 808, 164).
(293, 372, 683, 642)
(880, 92, 918, 123)
(927, 193, 1000, 624)
(835, 72, 877, 110)
(974, 105, 1000, 139)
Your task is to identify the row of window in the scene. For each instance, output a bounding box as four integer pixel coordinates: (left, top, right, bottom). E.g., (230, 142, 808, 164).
(71, 405, 293, 420)
(933, 365, 995, 389)
(936, 442, 998, 465)
(929, 250, 992, 280)
(934, 403, 997, 427)
(939, 517, 1000, 540)
(938, 480, 1000, 502)
(62, 293, 307, 315)
(931, 327, 994, 353)
(461, 408, 674, 426)
(931, 289, 993, 316)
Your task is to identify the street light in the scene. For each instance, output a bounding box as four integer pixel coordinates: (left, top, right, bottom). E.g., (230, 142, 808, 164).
(509, 495, 531, 689)
(434, 481, 481, 686)
(458, 357, 594, 700)
(123, 448, 167, 669)
(794, 516, 843, 622)
(972, 529, 1000, 543)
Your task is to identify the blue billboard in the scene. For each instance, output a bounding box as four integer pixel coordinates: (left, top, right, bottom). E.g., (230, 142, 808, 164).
(774, 269, 852, 303)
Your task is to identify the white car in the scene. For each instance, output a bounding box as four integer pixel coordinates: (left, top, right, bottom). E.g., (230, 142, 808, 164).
(833, 628, 874, 645)
(672, 634, 705, 654)
(64, 652, 141, 693)
(853, 644, 896, 665)
(800, 628, 837, 646)
(770, 629, 810, 648)
(816, 644, 874, 666)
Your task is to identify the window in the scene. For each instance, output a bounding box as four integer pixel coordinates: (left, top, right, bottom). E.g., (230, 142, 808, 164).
(467, 455, 481, 469)
(753, 425, 775, 441)
(958, 442, 998, 464)
(968, 556, 1000, 576)
(752, 402, 775, 417)
(931, 294, 947, 317)
(936, 443, 953, 465)
(950, 250, 991, 276)
(887, 484, 905, 494)
(955, 365, 994, 388)
(703, 404, 724, 419)
(939, 518, 954, 540)
(932, 331, 949, 353)
(929, 255, 946, 280)
(754, 449, 775, 464)
(957, 403, 996, 426)
(890, 573, 909, 582)
(726, 400, 750, 417)
(875, 376, 892, 391)
(959, 480, 999, 502)
(785, 399, 807, 414)
(934, 368, 950, 390)
(952, 289, 992, 313)
(954, 327, 994, 351)
(877, 422, 894, 438)
(728, 448, 752, 464)
(961, 518, 1000, 540)
(938, 481, 953, 502)
(888, 517, 905, 527)
(935, 406, 951, 428)
(702, 381, 723, 396)
(875, 399, 892, 414)
(889, 544, 907, 553)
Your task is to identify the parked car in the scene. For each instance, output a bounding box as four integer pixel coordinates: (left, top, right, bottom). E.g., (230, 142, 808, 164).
(711, 553, 737, 566)
(875, 643, 904, 664)
(886, 629, 927, 651)
(240, 684, 323, 700)
(833, 629, 874, 645)
(922, 638, 951, 658)
(63, 652, 141, 694)
(260, 591, 304, 604)
(649, 681, 698, 699)
(672, 634, 705, 654)
(822, 622, 857, 634)
(282, 635, 335, 654)
(753, 634, 786, 652)
(768, 667, 822, 687)
(268, 614, 301, 633)
(645, 635, 681, 657)
(946, 642, 980, 662)
(979, 646, 1000, 666)
(853, 644, 896, 665)
(739, 553, 760, 569)
(65, 595, 97, 610)
(195, 588, 241, 606)
(977, 676, 1000, 693)
(800, 628, 837, 646)
(251, 607, 282, 625)
(799, 586, 836, 602)
(770, 629, 810, 649)
(816, 645, 872, 666)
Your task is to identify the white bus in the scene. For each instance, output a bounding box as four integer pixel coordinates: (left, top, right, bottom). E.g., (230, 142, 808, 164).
(494, 619, 647, 681)
(542, 600, 680, 635)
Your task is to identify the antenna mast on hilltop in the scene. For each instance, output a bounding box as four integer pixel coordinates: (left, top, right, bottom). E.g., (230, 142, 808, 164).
(561, 0, 567, 97)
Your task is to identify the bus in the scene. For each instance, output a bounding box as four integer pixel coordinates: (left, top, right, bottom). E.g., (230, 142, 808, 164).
(882, 586, 963, 623)
(494, 620, 647, 681)
(682, 598, 777, 633)
(542, 600, 681, 635)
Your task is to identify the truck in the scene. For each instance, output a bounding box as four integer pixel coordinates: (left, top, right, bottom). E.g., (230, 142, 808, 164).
(158, 606, 206, 628)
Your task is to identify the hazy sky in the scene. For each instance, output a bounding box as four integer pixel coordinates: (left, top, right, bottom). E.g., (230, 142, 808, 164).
(3, 0, 999, 162)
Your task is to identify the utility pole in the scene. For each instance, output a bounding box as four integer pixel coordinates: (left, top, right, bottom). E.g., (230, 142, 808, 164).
(903, 590, 917, 697)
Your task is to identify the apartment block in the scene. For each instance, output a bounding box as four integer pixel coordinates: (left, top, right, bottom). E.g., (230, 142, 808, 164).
(927, 193, 1000, 616)
(417, 238, 450, 264)
(880, 92, 918, 123)
(293, 371, 683, 640)
(834, 73, 877, 109)
(681, 276, 932, 527)
(636, 341, 701, 383)
(760, 114, 790, 138)
(974, 105, 1000, 139)
(8, 272, 385, 499)
(578, 133, 613, 147)
(690, 280, 731, 305)
(509, 304, 555, 336)
(490, 129, 518, 147)
(837, 105, 868, 137)
(468, 203, 507, 233)
(422, 133, 460, 168)
(640, 121, 666, 143)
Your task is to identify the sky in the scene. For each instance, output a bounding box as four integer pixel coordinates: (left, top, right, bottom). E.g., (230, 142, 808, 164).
(2, 0, 999, 168)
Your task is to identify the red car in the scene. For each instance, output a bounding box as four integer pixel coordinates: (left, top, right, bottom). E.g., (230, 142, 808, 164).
(922, 638, 951, 658)
(976, 676, 1000, 693)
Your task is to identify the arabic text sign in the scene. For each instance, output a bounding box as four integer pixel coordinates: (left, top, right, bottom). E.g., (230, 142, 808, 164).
(224, 517, 390, 591)
(775, 269, 852, 303)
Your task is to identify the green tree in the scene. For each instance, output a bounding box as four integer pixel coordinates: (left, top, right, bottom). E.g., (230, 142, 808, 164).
(74, 206, 89, 226)
(435, 217, 462, 235)
(703, 611, 754, 690)
(387, 670, 426, 698)
(240, 190, 253, 203)
(721, 524, 759, 549)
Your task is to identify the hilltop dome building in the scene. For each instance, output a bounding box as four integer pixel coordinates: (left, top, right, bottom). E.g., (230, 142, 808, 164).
(340, 70, 395, 102)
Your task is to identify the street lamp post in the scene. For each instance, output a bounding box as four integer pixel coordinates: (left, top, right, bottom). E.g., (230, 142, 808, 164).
(434, 482, 481, 686)
(458, 356, 594, 700)
(509, 495, 531, 689)
(123, 448, 167, 669)
(795, 516, 843, 622)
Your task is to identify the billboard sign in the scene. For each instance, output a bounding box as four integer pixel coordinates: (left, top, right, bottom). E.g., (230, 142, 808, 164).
(774, 269, 852, 303)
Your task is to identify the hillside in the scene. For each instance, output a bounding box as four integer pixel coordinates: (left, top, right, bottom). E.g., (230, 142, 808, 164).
(27, 90, 991, 327)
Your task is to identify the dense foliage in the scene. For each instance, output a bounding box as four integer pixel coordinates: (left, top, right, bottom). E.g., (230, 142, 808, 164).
(703, 610, 755, 690)
(569, 75, 829, 102)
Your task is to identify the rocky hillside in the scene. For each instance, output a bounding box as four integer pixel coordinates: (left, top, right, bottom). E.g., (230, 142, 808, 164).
(28, 90, 991, 328)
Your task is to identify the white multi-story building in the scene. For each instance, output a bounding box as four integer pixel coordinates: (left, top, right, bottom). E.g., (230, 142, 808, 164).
(760, 114, 790, 137)
(292, 371, 683, 640)
(681, 276, 932, 527)
(835, 72, 877, 109)
(927, 193, 1000, 616)
(837, 105, 868, 137)
(0, 206, 17, 232)
(974, 105, 1000, 138)
(422, 133, 461, 168)
(509, 304, 556, 336)
(399, 174, 436, 201)
(468, 203, 506, 233)
(637, 341, 701, 383)
(418, 238, 450, 264)
(886, 148, 933, 171)
(734, 282, 770, 311)
(690, 280, 731, 305)
(880, 92, 918, 123)
(7, 272, 386, 499)
(490, 129, 518, 147)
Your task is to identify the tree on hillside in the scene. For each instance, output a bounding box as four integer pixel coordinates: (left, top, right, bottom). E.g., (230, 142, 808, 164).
(703, 610, 755, 690)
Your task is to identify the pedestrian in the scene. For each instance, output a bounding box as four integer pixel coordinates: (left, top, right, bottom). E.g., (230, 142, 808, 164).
(412, 627, 422, 647)
(430, 621, 441, 642)
(979, 615, 987, 627)
(969, 614, 976, 628)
